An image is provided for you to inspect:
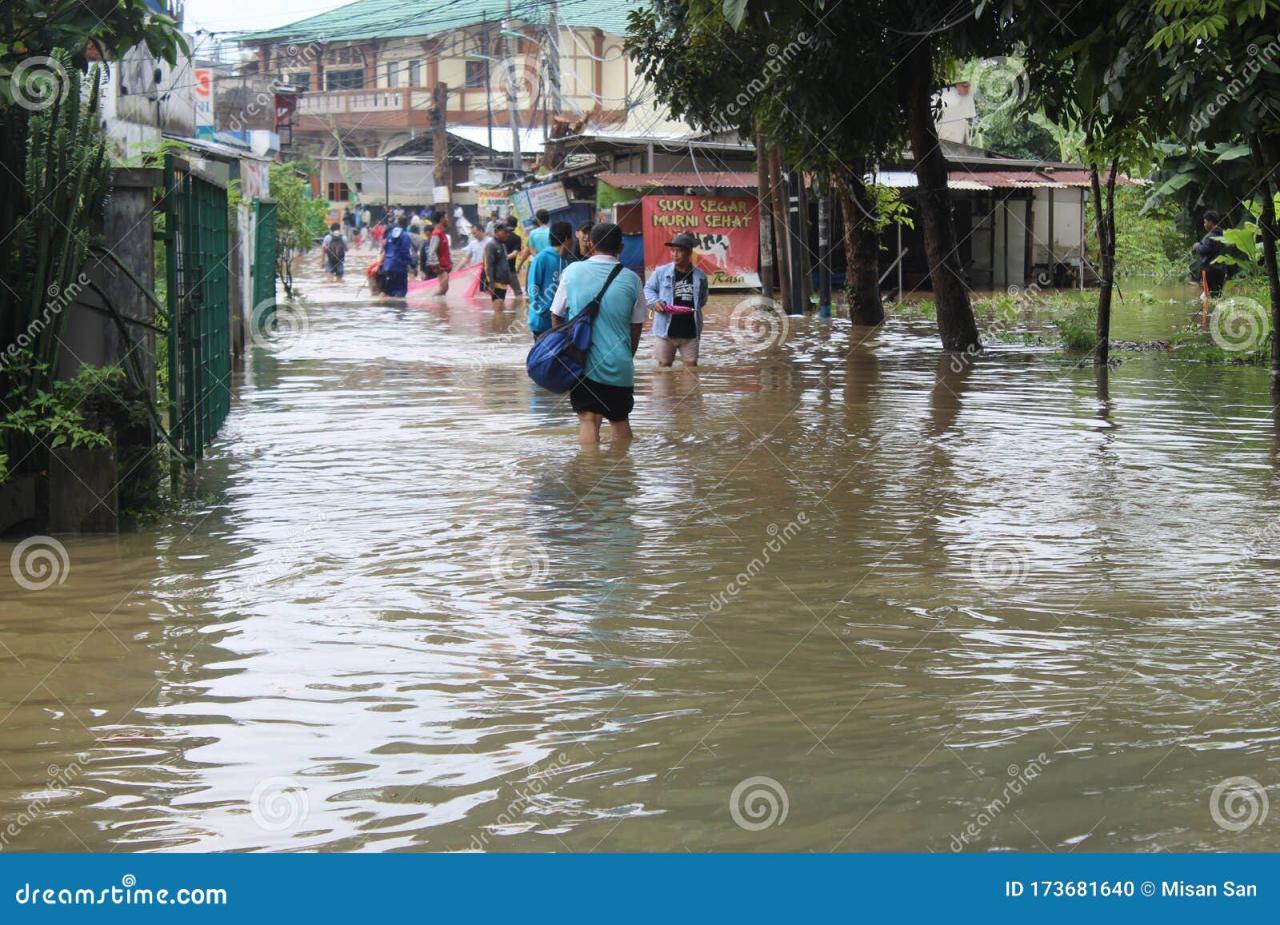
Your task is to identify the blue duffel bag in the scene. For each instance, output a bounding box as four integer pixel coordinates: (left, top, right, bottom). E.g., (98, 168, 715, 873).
(526, 264, 622, 393)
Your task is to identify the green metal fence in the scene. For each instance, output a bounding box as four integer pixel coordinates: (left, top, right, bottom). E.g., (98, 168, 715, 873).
(165, 155, 231, 476)
(253, 199, 277, 327)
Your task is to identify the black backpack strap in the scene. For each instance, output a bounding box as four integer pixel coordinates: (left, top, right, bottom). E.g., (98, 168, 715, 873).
(581, 264, 624, 320)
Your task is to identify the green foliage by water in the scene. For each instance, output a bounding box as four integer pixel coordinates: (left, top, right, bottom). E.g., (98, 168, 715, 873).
(269, 162, 328, 297)
(1088, 186, 1188, 279)
(1054, 302, 1099, 354)
(0, 354, 123, 468)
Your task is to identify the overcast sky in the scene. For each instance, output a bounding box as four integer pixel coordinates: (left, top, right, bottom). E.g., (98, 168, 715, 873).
(184, 0, 354, 35)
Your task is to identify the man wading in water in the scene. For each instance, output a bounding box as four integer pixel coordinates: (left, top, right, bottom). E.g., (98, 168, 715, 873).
(483, 224, 513, 309)
(527, 221, 574, 338)
(645, 232, 709, 368)
(550, 223, 647, 445)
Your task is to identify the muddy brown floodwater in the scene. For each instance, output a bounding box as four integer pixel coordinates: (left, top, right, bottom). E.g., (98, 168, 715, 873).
(3, 257, 1280, 853)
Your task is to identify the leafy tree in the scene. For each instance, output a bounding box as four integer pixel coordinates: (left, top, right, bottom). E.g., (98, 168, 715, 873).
(1149, 0, 1280, 372)
(633, 0, 992, 348)
(269, 162, 328, 298)
(1014, 0, 1169, 364)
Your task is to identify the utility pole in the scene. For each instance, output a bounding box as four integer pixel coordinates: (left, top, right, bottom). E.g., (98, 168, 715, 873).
(432, 81, 450, 212)
(545, 0, 560, 141)
(503, 3, 522, 172)
(482, 19, 494, 158)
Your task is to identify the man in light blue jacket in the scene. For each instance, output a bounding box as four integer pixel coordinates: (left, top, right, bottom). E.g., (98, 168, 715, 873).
(644, 232, 709, 368)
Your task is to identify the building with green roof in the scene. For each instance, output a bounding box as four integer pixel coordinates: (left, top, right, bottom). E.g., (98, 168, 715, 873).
(234, 0, 675, 205)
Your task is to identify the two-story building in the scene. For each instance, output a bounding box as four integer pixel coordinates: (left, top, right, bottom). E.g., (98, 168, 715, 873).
(237, 0, 690, 205)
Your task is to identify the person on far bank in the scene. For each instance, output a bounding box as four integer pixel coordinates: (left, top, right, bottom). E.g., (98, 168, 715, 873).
(423, 214, 453, 296)
(527, 221, 574, 338)
(550, 223, 647, 445)
(1193, 209, 1229, 299)
(526, 209, 552, 257)
(645, 232, 709, 368)
(483, 224, 513, 308)
(380, 214, 414, 298)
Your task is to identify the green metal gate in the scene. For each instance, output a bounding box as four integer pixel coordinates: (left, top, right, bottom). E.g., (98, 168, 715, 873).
(165, 155, 231, 476)
(252, 199, 277, 327)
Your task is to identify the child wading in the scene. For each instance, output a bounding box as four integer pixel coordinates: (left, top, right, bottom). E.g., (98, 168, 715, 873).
(549, 223, 647, 445)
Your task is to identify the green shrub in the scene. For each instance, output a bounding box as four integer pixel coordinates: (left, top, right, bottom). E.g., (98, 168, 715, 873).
(1054, 302, 1098, 353)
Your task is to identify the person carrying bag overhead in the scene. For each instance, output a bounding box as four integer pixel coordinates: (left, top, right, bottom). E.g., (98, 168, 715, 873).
(528, 223, 647, 445)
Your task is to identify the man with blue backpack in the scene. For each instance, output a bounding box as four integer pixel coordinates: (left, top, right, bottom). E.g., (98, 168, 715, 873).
(548, 223, 647, 445)
(527, 221, 575, 338)
(379, 214, 414, 298)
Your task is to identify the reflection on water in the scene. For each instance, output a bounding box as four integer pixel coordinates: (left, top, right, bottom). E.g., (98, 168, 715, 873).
(3, 263, 1280, 853)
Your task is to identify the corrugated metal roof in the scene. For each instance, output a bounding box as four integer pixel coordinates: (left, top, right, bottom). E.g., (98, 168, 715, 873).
(597, 171, 758, 190)
(240, 0, 643, 43)
(448, 125, 545, 154)
(875, 170, 991, 191)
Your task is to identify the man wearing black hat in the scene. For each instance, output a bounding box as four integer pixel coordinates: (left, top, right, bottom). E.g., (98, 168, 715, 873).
(644, 231, 709, 367)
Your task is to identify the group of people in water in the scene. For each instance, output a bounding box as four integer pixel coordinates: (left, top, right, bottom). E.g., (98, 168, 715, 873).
(320, 206, 709, 445)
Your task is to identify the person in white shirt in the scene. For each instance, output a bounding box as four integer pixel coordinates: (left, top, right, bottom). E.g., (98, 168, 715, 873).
(456, 226, 488, 271)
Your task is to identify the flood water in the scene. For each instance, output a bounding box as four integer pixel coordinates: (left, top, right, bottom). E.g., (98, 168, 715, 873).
(4, 256, 1280, 854)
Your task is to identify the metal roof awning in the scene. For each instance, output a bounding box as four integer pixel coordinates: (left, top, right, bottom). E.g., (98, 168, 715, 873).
(597, 171, 758, 189)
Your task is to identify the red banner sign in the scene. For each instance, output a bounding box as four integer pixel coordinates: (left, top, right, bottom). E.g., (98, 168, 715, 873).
(641, 195, 759, 289)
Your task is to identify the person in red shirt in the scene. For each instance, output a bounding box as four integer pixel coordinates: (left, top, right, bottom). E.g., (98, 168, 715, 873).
(423, 215, 453, 296)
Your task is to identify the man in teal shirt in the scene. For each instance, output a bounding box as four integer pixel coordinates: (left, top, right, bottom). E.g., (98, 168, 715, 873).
(550, 223, 647, 445)
(527, 221, 574, 337)
(527, 209, 552, 255)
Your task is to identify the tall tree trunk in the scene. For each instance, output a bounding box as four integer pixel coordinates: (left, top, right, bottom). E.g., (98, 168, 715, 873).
(768, 147, 791, 312)
(1091, 159, 1118, 366)
(898, 41, 979, 352)
(1249, 133, 1280, 377)
(756, 133, 774, 302)
(840, 175, 884, 325)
